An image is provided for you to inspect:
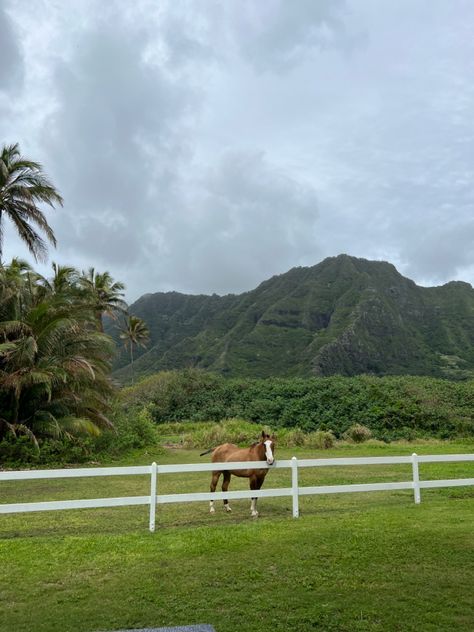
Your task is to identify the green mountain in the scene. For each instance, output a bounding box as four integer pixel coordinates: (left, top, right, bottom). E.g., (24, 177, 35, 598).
(112, 255, 474, 381)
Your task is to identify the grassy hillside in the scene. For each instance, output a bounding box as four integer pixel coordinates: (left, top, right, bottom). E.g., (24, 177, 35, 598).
(111, 255, 474, 381)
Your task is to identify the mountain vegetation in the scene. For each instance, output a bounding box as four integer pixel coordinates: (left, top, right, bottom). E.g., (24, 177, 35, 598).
(113, 255, 474, 381)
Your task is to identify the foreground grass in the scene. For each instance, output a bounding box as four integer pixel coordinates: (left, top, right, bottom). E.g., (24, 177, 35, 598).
(1, 441, 473, 631)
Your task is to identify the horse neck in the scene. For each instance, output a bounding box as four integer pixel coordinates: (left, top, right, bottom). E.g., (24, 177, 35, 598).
(252, 442, 265, 460)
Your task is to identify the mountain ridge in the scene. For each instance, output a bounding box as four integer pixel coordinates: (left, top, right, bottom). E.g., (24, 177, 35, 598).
(111, 255, 474, 381)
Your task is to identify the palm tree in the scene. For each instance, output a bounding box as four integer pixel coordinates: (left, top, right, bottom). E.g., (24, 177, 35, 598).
(0, 258, 36, 320)
(118, 315, 150, 383)
(0, 259, 115, 443)
(0, 143, 63, 263)
(79, 268, 127, 332)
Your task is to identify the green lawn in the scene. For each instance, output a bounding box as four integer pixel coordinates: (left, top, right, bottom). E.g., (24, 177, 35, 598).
(1, 441, 473, 631)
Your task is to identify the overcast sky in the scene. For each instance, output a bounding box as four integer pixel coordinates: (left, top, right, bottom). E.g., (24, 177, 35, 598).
(1, 0, 474, 301)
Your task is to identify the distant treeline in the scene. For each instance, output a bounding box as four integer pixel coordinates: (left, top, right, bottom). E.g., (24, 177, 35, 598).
(122, 369, 474, 441)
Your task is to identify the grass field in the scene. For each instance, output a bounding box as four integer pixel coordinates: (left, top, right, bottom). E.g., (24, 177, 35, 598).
(1, 441, 474, 632)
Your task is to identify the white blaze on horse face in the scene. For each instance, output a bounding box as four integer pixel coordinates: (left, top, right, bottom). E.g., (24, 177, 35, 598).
(264, 440, 274, 464)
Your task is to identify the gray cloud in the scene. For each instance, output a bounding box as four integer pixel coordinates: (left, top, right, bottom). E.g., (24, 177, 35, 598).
(1, 0, 474, 300)
(401, 217, 474, 284)
(48, 17, 191, 207)
(0, 3, 23, 93)
(222, 0, 355, 72)
(156, 150, 320, 294)
(40, 4, 196, 278)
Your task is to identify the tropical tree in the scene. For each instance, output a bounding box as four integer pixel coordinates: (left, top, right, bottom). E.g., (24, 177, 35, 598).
(0, 259, 115, 445)
(0, 258, 38, 321)
(46, 262, 80, 296)
(79, 268, 126, 332)
(0, 143, 63, 263)
(37, 262, 83, 310)
(118, 315, 150, 383)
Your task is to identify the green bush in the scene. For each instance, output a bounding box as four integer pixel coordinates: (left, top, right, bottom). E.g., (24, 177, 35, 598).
(0, 404, 160, 466)
(0, 434, 95, 467)
(181, 418, 266, 449)
(120, 370, 474, 441)
(305, 430, 335, 449)
(156, 419, 335, 451)
(276, 428, 306, 447)
(275, 428, 335, 449)
(92, 404, 159, 455)
(344, 424, 372, 443)
(0, 435, 41, 465)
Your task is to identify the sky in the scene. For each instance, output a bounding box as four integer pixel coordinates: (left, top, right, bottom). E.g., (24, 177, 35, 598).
(1, 0, 474, 302)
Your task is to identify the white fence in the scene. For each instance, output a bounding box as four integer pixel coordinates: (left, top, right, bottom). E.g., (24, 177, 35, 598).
(1, 453, 473, 532)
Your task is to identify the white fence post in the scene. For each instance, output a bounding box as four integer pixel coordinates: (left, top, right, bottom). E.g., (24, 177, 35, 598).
(291, 456, 299, 518)
(412, 453, 421, 504)
(149, 462, 158, 532)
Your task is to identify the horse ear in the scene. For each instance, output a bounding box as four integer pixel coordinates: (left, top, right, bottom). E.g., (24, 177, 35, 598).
(261, 430, 266, 439)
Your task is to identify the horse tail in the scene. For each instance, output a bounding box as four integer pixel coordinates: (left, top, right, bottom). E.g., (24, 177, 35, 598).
(200, 448, 214, 457)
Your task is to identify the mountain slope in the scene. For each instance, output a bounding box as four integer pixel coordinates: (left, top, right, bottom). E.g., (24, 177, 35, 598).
(111, 255, 474, 381)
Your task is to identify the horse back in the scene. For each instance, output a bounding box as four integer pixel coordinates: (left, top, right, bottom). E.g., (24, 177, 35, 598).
(211, 443, 267, 479)
(211, 443, 239, 463)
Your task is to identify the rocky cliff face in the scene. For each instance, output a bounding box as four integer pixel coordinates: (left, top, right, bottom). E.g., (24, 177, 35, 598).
(111, 255, 474, 381)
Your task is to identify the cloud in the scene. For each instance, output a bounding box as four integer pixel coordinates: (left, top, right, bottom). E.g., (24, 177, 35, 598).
(154, 150, 320, 294)
(222, 0, 355, 73)
(37, 4, 197, 282)
(0, 3, 23, 93)
(46, 13, 191, 208)
(2, 0, 474, 301)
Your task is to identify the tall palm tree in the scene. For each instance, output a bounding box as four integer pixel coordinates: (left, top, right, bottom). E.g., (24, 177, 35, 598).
(0, 143, 63, 263)
(118, 315, 150, 383)
(79, 268, 127, 332)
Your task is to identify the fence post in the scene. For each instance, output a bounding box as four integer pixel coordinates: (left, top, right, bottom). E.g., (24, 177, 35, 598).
(291, 456, 299, 518)
(149, 462, 158, 532)
(412, 453, 421, 504)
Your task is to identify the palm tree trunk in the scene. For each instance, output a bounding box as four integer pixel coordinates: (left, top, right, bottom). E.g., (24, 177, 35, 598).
(130, 344, 134, 384)
(96, 311, 104, 333)
(12, 391, 20, 425)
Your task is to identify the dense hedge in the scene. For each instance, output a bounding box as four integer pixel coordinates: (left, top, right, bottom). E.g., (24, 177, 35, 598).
(120, 369, 474, 441)
(0, 403, 159, 467)
(4, 369, 474, 465)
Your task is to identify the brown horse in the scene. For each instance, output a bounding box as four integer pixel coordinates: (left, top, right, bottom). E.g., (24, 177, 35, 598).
(200, 431, 276, 517)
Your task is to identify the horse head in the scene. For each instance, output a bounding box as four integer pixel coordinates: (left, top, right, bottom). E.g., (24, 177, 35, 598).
(260, 430, 275, 465)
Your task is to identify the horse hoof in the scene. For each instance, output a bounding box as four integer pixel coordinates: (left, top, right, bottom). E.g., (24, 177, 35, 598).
(210, 507, 215, 514)
(224, 505, 232, 513)
(251, 511, 259, 518)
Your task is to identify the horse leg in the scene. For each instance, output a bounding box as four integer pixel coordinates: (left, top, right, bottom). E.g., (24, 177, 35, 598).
(249, 475, 263, 517)
(209, 471, 220, 514)
(222, 471, 232, 512)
